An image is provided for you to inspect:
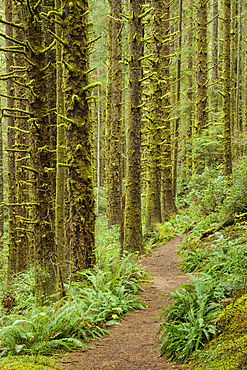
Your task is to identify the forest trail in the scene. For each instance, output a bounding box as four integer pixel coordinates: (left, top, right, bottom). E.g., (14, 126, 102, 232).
(58, 236, 189, 370)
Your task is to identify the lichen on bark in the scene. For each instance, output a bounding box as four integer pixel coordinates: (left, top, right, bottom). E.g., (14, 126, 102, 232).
(23, 0, 57, 303)
(145, 0, 163, 232)
(108, 0, 123, 227)
(161, 0, 176, 222)
(124, 0, 144, 253)
(222, 0, 232, 176)
(63, 0, 95, 277)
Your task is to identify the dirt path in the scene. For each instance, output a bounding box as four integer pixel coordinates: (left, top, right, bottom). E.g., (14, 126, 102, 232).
(58, 235, 190, 370)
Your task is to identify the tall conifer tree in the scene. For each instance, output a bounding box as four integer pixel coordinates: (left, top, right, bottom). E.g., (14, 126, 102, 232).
(223, 0, 232, 176)
(108, 0, 123, 226)
(124, 0, 144, 252)
(193, 0, 208, 173)
(145, 0, 163, 232)
(161, 0, 176, 221)
(64, 0, 96, 275)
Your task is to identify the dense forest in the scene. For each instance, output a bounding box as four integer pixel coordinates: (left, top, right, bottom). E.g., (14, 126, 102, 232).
(0, 0, 247, 368)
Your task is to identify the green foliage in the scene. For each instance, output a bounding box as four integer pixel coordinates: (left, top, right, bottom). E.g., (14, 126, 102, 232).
(157, 275, 222, 363)
(144, 222, 175, 246)
(219, 157, 247, 216)
(158, 223, 247, 363)
(0, 219, 148, 357)
(188, 167, 227, 215)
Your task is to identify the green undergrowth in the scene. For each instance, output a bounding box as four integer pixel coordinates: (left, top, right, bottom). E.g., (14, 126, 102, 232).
(0, 216, 148, 361)
(157, 222, 247, 367)
(157, 161, 247, 367)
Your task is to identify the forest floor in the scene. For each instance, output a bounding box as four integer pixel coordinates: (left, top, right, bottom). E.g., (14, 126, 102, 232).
(57, 235, 190, 370)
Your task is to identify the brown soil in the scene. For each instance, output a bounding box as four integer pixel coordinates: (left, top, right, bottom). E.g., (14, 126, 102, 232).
(58, 235, 190, 370)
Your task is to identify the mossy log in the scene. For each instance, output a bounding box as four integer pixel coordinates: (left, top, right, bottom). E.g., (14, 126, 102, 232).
(191, 213, 247, 244)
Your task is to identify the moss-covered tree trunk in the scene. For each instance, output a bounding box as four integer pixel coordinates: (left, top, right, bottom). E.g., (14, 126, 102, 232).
(144, 0, 163, 232)
(186, 0, 194, 182)
(245, 20, 247, 136)
(23, 0, 57, 302)
(14, 17, 28, 273)
(43, 0, 57, 202)
(212, 0, 219, 121)
(6, 0, 17, 283)
(105, 0, 112, 222)
(108, 0, 122, 226)
(0, 98, 3, 251)
(230, 0, 236, 136)
(235, 0, 241, 136)
(55, 0, 66, 295)
(64, 0, 95, 276)
(193, 0, 208, 173)
(223, 0, 232, 176)
(172, 0, 182, 198)
(124, 0, 144, 253)
(161, 0, 176, 222)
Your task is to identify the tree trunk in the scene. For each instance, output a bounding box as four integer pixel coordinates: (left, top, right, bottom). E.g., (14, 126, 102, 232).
(55, 0, 66, 296)
(193, 0, 208, 173)
(14, 13, 29, 273)
(235, 0, 241, 135)
(124, 0, 144, 253)
(223, 0, 233, 176)
(230, 0, 236, 136)
(212, 0, 219, 122)
(6, 0, 17, 283)
(23, 0, 57, 303)
(105, 0, 113, 223)
(145, 0, 164, 232)
(172, 0, 182, 198)
(64, 0, 96, 276)
(161, 0, 176, 222)
(108, 0, 123, 226)
(0, 97, 3, 251)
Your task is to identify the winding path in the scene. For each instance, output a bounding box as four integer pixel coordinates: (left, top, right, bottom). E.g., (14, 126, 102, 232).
(59, 235, 189, 370)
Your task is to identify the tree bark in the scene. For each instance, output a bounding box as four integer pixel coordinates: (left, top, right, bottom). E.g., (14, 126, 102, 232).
(161, 0, 176, 222)
(193, 0, 208, 174)
(6, 0, 17, 283)
(124, 0, 144, 253)
(64, 0, 96, 276)
(223, 0, 233, 176)
(108, 0, 122, 226)
(23, 0, 57, 303)
(145, 0, 163, 232)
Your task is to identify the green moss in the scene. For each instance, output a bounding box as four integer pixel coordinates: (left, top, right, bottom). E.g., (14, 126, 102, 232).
(155, 223, 175, 243)
(192, 294, 247, 370)
(0, 357, 59, 370)
(1, 363, 56, 370)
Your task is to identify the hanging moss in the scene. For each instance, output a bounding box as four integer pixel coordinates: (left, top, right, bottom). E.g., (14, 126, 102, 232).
(124, 0, 144, 253)
(63, 0, 95, 275)
(160, 0, 176, 222)
(22, 0, 57, 303)
(105, 0, 112, 223)
(145, 1, 163, 232)
(108, 0, 123, 227)
(222, 0, 232, 177)
(193, 0, 208, 174)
